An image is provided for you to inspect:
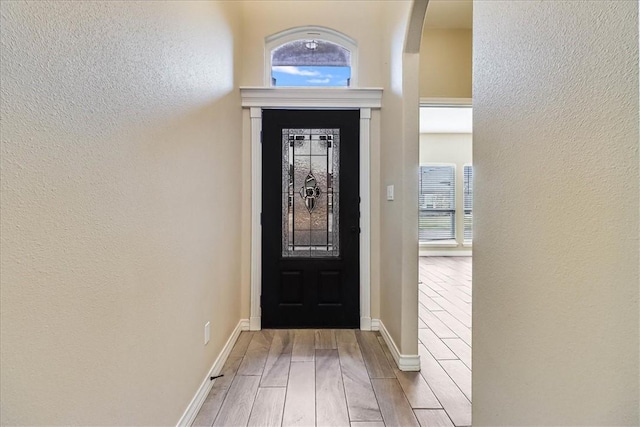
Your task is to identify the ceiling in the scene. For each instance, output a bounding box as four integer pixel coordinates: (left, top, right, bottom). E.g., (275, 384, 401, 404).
(424, 0, 472, 29)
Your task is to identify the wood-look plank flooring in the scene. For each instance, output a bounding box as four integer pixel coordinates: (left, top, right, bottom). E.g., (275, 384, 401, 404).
(195, 256, 471, 426)
(418, 257, 472, 426)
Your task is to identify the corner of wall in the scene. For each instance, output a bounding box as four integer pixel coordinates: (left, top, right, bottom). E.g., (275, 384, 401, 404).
(373, 319, 420, 371)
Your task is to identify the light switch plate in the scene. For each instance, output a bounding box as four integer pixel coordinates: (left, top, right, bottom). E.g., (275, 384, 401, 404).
(386, 185, 394, 201)
(204, 322, 210, 345)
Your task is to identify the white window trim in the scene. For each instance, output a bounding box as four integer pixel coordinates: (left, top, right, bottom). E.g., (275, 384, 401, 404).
(419, 163, 457, 246)
(463, 162, 473, 245)
(240, 87, 382, 331)
(265, 26, 359, 88)
(420, 239, 459, 248)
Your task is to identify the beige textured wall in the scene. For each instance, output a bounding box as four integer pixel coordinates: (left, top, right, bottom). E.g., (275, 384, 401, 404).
(240, 0, 384, 87)
(419, 29, 472, 99)
(420, 133, 472, 251)
(0, 1, 244, 424)
(473, 1, 639, 425)
(378, 0, 419, 355)
(420, 134, 472, 166)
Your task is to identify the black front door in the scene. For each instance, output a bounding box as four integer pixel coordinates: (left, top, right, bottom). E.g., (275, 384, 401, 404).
(262, 109, 360, 328)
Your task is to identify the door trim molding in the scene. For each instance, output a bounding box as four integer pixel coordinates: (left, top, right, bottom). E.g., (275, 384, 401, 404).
(241, 87, 382, 331)
(241, 87, 383, 109)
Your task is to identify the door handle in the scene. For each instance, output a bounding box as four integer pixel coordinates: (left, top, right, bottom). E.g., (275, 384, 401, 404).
(350, 226, 360, 234)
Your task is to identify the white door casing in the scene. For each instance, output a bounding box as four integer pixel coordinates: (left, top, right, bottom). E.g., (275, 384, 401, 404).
(240, 87, 382, 331)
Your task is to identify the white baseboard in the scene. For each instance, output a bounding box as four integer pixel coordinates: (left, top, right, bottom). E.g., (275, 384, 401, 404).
(373, 319, 421, 372)
(419, 250, 472, 257)
(177, 319, 250, 427)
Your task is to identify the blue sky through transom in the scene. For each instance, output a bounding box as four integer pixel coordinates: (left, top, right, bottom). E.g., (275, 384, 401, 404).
(272, 66, 351, 87)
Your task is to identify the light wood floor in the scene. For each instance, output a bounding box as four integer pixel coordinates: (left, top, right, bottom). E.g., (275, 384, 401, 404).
(194, 257, 472, 427)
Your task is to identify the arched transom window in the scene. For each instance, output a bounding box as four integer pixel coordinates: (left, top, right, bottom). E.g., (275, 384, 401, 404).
(266, 26, 358, 87)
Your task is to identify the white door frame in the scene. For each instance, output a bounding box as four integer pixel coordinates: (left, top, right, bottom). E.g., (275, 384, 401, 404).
(240, 87, 383, 331)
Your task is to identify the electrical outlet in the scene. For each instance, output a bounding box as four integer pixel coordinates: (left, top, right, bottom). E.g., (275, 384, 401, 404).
(204, 322, 210, 345)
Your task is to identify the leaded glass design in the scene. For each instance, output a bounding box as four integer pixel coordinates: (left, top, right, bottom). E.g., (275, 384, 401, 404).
(282, 129, 340, 257)
(299, 172, 321, 213)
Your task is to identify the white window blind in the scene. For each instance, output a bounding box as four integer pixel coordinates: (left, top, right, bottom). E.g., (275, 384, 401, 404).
(464, 165, 473, 241)
(419, 165, 455, 241)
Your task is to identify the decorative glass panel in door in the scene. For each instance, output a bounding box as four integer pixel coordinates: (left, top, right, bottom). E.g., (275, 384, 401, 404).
(282, 129, 340, 257)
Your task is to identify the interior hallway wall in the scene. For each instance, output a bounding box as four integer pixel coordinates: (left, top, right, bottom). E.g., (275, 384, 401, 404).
(0, 1, 244, 424)
(473, 1, 639, 424)
(240, 1, 384, 88)
(419, 29, 472, 99)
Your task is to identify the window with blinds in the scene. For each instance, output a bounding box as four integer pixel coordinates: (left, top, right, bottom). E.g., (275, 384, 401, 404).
(464, 165, 473, 241)
(419, 165, 455, 241)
